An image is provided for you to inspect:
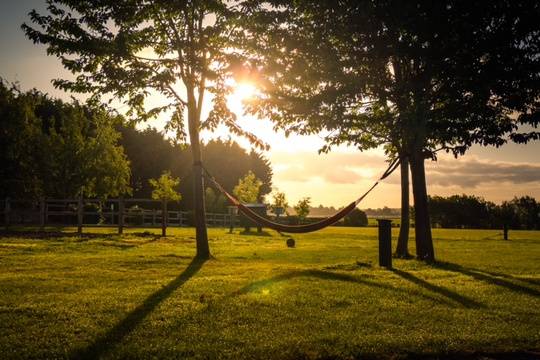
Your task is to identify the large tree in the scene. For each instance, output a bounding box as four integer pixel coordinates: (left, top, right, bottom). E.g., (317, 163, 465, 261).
(24, 0, 265, 259)
(243, 0, 540, 261)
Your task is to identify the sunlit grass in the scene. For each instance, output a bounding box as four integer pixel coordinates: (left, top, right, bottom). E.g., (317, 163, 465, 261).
(0, 227, 539, 359)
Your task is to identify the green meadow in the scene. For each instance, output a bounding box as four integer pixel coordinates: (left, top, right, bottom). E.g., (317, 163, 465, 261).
(0, 227, 539, 359)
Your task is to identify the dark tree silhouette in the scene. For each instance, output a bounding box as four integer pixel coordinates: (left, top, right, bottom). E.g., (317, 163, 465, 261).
(427, 195, 539, 230)
(243, 0, 540, 261)
(118, 126, 272, 209)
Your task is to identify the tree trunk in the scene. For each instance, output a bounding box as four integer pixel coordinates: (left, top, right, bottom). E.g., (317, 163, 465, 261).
(187, 102, 210, 259)
(395, 156, 411, 258)
(409, 149, 435, 262)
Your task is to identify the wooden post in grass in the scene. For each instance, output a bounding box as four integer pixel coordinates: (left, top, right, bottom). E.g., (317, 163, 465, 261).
(118, 197, 124, 235)
(39, 198, 45, 230)
(161, 200, 167, 237)
(77, 195, 83, 234)
(377, 219, 392, 268)
(503, 223, 509, 240)
(44, 200, 48, 228)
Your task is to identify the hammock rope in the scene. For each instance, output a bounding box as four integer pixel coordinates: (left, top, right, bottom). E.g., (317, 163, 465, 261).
(202, 158, 401, 234)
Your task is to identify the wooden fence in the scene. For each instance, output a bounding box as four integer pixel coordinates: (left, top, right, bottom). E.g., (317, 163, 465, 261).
(0, 198, 238, 235)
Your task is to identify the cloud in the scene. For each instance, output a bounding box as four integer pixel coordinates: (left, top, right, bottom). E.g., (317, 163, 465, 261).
(426, 157, 540, 188)
(269, 151, 540, 191)
(270, 151, 388, 184)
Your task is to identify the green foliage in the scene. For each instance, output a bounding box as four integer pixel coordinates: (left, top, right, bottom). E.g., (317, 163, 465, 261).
(0, 81, 130, 199)
(149, 171, 181, 202)
(428, 195, 539, 230)
(233, 171, 262, 203)
(202, 140, 272, 202)
(244, 1, 540, 155)
(294, 197, 311, 221)
(22, 0, 267, 149)
(501, 196, 539, 230)
(0, 227, 539, 358)
(270, 191, 288, 215)
(118, 130, 273, 209)
(343, 208, 368, 227)
(205, 187, 227, 213)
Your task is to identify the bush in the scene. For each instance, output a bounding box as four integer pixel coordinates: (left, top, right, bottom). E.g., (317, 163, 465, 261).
(343, 208, 368, 227)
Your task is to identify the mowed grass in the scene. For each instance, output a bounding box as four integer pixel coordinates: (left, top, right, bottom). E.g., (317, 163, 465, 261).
(0, 227, 539, 359)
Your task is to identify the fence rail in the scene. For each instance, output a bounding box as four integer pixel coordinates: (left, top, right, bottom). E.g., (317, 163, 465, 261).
(0, 197, 239, 235)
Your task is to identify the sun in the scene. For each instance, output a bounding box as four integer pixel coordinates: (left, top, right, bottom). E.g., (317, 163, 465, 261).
(227, 82, 257, 114)
(235, 83, 257, 100)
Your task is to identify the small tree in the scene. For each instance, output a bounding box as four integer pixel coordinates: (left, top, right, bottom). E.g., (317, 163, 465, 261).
(149, 171, 181, 202)
(270, 191, 289, 216)
(294, 197, 311, 222)
(233, 171, 262, 203)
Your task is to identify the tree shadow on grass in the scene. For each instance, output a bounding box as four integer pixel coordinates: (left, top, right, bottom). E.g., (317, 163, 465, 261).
(71, 257, 206, 360)
(433, 261, 540, 298)
(238, 229, 273, 237)
(231, 269, 464, 307)
(476, 270, 540, 287)
(390, 269, 484, 309)
(0, 230, 165, 249)
(0, 230, 119, 240)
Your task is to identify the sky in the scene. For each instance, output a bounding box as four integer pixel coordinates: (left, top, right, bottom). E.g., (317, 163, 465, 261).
(1, 1, 539, 208)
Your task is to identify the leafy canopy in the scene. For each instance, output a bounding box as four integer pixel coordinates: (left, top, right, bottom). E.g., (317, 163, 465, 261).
(0, 80, 131, 199)
(23, 0, 267, 148)
(294, 197, 311, 220)
(233, 170, 262, 203)
(149, 171, 181, 202)
(243, 0, 540, 156)
(270, 191, 288, 215)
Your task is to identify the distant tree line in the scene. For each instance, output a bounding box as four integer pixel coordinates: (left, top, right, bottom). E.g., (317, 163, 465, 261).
(0, 81, 130, 199)
(427, 195, 539, 230)
(119, 125, 272, 211)
(364, 207, 401, 218)
(1, 81, 273, 208)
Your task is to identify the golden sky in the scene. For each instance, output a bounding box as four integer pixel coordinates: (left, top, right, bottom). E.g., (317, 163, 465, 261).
(2, 1, 539, 208)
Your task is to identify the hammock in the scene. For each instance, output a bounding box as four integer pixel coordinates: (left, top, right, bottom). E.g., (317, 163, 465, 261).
(202, 158, 400, 234)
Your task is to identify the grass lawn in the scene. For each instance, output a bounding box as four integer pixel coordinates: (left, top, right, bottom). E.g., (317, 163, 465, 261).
(0, 226, 539, 359)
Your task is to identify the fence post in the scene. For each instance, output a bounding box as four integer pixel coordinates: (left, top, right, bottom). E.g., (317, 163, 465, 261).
(44, 200, 48, 228)
(118, 197, 124, 235)
(377, 219, 392, 268)
(77, 195, 83, 235)
(39, 198, 45, 230)
(4, 198, 10, 230)
(503, 223, 509, 240)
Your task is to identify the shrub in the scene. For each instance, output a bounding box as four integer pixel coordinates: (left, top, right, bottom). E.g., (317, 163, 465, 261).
(343, 208, 368, 227)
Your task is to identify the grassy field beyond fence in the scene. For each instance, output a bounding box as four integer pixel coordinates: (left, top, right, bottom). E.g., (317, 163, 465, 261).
(0, 227, 539, 359)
